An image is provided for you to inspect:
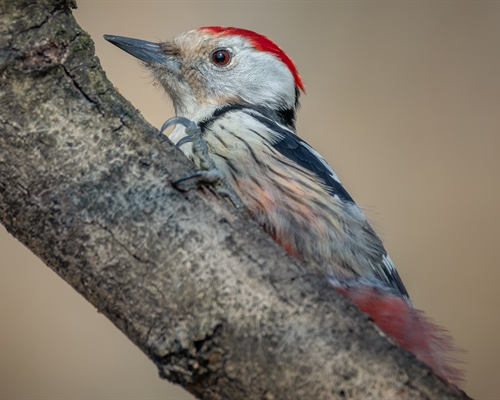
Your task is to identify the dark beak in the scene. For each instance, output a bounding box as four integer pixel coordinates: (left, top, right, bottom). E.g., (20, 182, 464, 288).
(104, 34, 167, 65)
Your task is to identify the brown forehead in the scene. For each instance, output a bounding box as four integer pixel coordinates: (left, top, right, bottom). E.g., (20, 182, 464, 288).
(166, 31, 220, 59)
(159, 41, 181, 57)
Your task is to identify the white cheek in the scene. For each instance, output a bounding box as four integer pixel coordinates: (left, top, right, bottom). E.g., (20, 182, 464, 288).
(217, 51, 296, 109)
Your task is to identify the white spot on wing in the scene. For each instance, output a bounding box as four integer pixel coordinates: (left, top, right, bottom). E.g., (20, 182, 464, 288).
(382, 254, 396, 272)
(243, 109, 286, 144)
(299, 141, 341, 183)
(347, 202, 366, 219)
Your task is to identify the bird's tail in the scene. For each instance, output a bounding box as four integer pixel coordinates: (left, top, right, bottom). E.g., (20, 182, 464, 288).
(336, 286, 465, 386)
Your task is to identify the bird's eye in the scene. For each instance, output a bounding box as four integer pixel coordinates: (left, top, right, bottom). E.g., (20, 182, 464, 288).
(211, 49, 231, 66)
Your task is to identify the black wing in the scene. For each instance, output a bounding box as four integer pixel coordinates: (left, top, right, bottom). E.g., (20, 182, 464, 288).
(249, 112, 354, 203)
(248, 111, 410, 299)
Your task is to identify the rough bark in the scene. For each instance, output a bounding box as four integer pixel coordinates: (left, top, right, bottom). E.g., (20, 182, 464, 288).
(0, 1, 471, 399)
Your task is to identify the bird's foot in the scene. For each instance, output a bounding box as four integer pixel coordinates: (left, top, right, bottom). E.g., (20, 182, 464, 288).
(161, 117, 244, 208)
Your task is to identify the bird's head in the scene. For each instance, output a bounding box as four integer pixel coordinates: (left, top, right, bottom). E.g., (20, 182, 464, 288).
(104, 27, 304, 125)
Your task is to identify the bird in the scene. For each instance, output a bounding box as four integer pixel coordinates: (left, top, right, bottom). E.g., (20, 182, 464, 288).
(104, 26, 462, 384)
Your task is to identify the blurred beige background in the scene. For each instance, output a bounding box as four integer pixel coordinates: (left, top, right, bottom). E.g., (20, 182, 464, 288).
(1, 1, 499, 399)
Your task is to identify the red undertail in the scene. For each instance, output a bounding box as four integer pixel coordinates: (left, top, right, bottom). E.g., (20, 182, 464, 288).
(336, 286, 464, 386)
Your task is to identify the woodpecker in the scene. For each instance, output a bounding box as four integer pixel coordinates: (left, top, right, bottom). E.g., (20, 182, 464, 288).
(104, 27, 462, 384)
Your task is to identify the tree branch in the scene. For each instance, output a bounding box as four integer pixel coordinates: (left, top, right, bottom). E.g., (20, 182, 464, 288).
(0, 1, 470, 399)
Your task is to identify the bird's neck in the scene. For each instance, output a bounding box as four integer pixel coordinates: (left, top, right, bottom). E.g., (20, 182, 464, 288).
(175, 102, 297, 132)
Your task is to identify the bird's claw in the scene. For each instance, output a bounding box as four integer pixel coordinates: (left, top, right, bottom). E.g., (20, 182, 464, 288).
(162, 116, 244, 208)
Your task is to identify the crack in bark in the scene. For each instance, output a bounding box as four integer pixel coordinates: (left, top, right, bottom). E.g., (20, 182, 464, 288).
(89, 219, 151, 265)
(61, 64, 104, 114)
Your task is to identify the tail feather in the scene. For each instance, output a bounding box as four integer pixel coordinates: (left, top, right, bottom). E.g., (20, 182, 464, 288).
(336, 286, 464, 385)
